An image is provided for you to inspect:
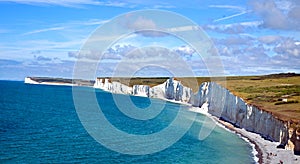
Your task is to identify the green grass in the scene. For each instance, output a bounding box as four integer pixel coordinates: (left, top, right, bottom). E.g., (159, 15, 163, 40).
(214, 74, 300, 123)
(109, 77, 169, 87)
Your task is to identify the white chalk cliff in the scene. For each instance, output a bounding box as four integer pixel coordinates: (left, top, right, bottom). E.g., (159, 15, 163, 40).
(94, 77, 292, 149)
(189, 82, 289, 146)
(132, 85, 150, 97)
(94, 78, 192, 103)
(94, 78, 132, 94)
(24, 77, 40, 84)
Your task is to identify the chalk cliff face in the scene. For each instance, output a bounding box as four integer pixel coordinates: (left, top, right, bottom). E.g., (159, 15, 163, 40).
(24, 77, 39, 84)
(93, 78, 291, 148)
(189, 82, 289, 146)
(132, 85, 150, 97)
(162, 78, 193, 103)
(94, 78, 192, 103)
(94, 78, 132, 94)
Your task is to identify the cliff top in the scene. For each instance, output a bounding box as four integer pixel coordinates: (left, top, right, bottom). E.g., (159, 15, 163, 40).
(214, 73, 300, 123)
(108, 73, 300, 123)
(176, 74, 299, 123)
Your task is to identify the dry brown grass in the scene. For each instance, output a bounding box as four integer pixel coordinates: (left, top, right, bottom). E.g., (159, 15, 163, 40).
(110, 77, 169, 87)
(215, 75, 300, 123)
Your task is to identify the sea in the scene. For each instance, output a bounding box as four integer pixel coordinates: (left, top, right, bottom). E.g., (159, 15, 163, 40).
(0, 81, 256, 163)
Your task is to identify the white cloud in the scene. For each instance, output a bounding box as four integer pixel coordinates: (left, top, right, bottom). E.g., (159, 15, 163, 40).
(0, 39, 83, 62)
(68, 44, 136, 60)
(213, 11, 249, 22)
(22, 18, 109, 36)
(124, 16, 167, 37)
(0, 18, 112, 61)
(167, 25, 199, 32)
(258, 35, 281, 44)
(23, 26, 65, 35)
(274, 0, 293, 11)
(210, 33, 300, 75)
(203, 21, 262, 34)
(274, 38, 300, 57)
(249, 0, 300, 31)
(81, 19, 110, 26)
(128, 16, 157, 30)
(0, 0, 102, 7)
(173, 45, 195, 59)
(0, 0, 126, 7)
(216, 36, 254, 45)
(152, 4, 175, 9)
(23, 39, 82, 51)
(209, 5, 250, 22)
(0, 0, 176, 8)
(209, 5, 245, 11)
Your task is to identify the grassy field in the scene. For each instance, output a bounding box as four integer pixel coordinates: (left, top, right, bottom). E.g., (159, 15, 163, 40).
(108, 73, 300, 123)
(215, 74, 300, 123)
(110, 77, 169, 87)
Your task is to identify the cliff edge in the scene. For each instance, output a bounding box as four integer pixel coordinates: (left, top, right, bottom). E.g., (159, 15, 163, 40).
(94, 77, 300, 155)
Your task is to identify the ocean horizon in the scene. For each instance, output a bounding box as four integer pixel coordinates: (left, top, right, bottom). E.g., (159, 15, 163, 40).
(0, 81, 256, 163)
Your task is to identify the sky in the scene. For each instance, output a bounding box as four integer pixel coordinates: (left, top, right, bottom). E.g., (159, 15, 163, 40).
(0, 0, 300, 80)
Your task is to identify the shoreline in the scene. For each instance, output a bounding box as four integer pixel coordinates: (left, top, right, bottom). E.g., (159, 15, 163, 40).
(80, 85, 265, 163)
(188, 106, 259, 163)
(188, 107, 300, 164)
(212, 116, 262, 163)
(198, 111, 300, 164)
(24, 81, 78, 86)
(36, 82, 77, 86)
(24, 77, 94, 87)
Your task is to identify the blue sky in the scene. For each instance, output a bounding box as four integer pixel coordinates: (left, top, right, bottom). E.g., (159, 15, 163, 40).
(0, 0, 300, 80)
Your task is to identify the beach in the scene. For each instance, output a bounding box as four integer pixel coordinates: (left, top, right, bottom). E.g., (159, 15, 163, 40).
(189, 106, 300, 164)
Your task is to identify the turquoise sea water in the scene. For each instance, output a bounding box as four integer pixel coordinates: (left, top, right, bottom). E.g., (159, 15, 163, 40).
(0, 81, 255, 163)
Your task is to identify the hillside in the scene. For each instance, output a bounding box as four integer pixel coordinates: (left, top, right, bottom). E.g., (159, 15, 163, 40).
(215, 73, 300, 123)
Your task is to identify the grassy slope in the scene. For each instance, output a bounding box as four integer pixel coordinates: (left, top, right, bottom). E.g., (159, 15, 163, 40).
(215, 74, 300, 123)
(110, 77, 169, 87)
